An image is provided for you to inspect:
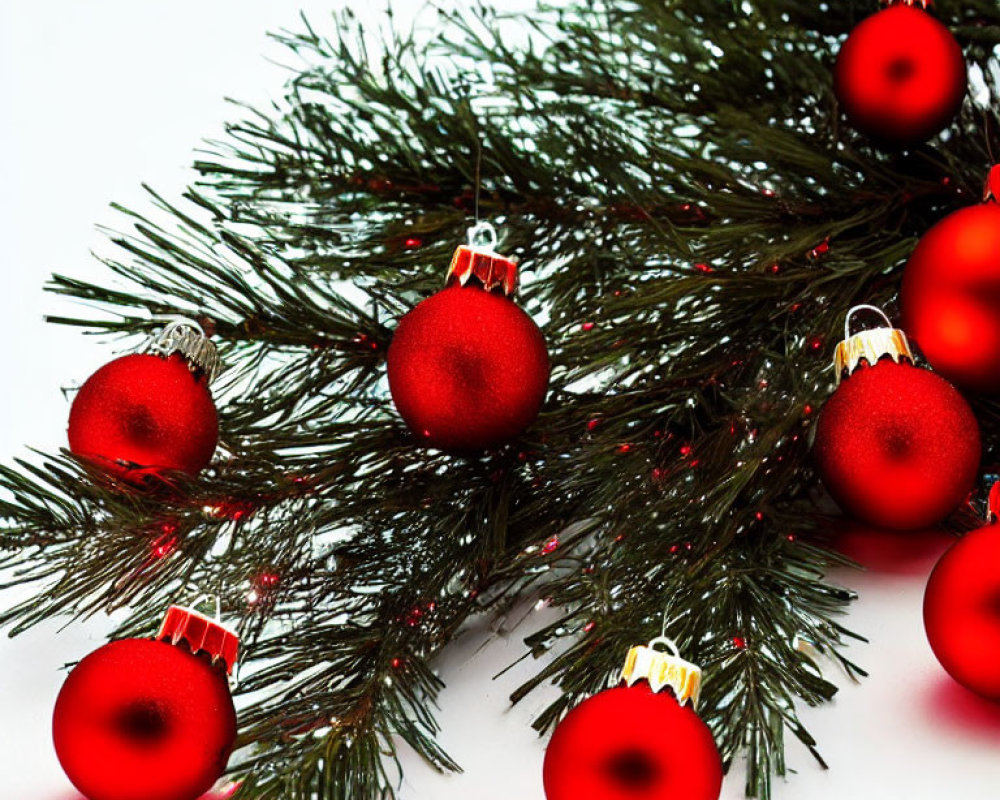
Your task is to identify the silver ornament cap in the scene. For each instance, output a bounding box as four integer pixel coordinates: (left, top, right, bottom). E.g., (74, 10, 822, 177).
(145, 318, 221, 385)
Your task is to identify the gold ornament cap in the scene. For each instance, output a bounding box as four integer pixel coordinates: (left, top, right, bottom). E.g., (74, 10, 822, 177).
(446, 221, 519, 297)
(145, 318, 221, 385)
(833, 305, 913, 384)
(620, 636, 702, 709)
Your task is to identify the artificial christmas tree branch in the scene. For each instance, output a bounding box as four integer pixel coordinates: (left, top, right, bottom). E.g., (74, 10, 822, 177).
(2, 1, 1000, 798)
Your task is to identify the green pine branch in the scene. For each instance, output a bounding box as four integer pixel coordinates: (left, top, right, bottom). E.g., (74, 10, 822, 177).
(2, 1, 1000, 799)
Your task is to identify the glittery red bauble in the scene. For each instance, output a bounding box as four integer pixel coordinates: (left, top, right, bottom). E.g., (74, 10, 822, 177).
(901, 201, 1000, 394)
(924, 521, 1000, 700)
(53, 638, 237, 800)
(543, 683, 722, 800)
(833, 4, 965, 144)
(814, 359, 979, 531)
(68, 353, 218, 477)
(387, 285, 549, 451)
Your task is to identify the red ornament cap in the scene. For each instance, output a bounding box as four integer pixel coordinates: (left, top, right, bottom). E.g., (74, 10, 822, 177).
(156, 605, 240, 675)
(145, 318, 221, 385)
(446, 221, 519, 296)
(984, 165, 1000, 203)
(620, 636, 703, 709)
(833, 304, 914, 384)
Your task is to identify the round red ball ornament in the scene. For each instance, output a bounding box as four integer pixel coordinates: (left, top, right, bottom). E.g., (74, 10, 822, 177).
(543, 637, 722, 800)
(924, 485, 1000, 700)
(53, 605, 239, 800)
(834, 0, 966, 144)
(814, 306, 980, 531)
(387, 224, 549, 451)
(901, 166, 1000, 394)
(68, 320, 221, 479)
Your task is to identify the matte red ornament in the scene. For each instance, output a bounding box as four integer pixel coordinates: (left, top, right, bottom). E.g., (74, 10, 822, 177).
(543, 639, 722, 800)
(901, 166, 1000, 394)
(53, 607, 239, 800)
(68, 352, 218, 478)
(387, 228, 549, 451)
(834, 1, 966, 144)
(924, 489, 1000, 700)
(814, 307, 980, 531)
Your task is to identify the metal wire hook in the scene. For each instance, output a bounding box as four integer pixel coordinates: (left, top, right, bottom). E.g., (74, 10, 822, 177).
(647, 635, 682, 657)
(843, 304, 892, 339)
(467, 220, 499, 252)
(189, 592, 223, 622)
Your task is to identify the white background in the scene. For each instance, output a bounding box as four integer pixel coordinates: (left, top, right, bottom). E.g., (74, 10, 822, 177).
(2, 3, 999, 799)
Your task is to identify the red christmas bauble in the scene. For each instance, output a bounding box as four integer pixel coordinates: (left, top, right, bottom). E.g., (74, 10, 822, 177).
(814, 359, 979, 531)
(387, 285, 549, 451)
(68, 353, 218, 477)
(924, 520, 1000, 700)
(901, 185, 1000, 394)
(833, 3, 965, 144)
(53, 638, 237, 800)
(543, 683, 722, 800)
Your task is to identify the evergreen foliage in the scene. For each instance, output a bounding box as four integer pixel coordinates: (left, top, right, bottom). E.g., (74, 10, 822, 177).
(3, 1, 1000, 797)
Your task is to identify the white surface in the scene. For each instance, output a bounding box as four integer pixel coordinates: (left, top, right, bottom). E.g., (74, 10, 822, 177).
(2, 4, 999, 799)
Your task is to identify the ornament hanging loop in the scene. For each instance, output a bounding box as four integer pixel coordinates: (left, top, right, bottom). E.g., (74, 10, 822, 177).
(648, 635, 682, 658)
(467, 220, 500, 253)
(835, 304, 913, 383)
(145, 316, 221, 385)
(843, 304, 894, 340)
(189, 592, 224, 623)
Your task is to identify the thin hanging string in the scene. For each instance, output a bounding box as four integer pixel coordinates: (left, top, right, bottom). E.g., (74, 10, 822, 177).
(466, 138, 500, 252)
(844, 304, 892, 339)
(473, 136, 483, 225)
(658, 603, 683, 655)
(985, 116, 996, 164)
